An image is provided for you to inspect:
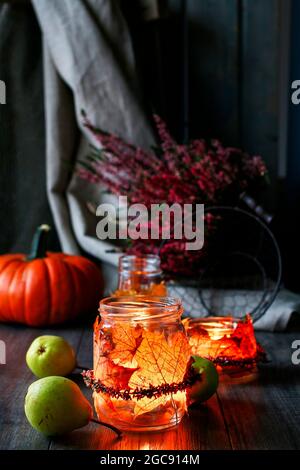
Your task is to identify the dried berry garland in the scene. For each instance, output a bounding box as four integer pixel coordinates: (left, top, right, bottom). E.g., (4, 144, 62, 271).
(212, 344, 267, 369)
(82, 363, 199, 401)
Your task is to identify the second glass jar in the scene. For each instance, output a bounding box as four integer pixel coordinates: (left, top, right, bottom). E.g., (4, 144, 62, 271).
(114, 254, 167, 296)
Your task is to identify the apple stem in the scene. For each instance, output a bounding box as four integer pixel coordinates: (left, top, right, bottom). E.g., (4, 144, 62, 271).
(91, 418, 122, 437)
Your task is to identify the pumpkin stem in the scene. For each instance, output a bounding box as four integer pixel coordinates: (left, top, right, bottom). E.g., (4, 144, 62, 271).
(27, 225, 51, 260)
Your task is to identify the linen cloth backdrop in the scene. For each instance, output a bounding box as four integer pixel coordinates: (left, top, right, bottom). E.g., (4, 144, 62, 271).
(32, 0, 155, 292)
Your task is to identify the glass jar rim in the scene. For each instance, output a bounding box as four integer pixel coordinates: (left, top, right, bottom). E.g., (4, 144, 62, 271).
(99, 295, 183, 321)
(119, 254, 162, 275)
(186, 316, 244, 327)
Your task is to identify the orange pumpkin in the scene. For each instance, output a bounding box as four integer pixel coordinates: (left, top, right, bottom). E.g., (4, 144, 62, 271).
(0, 225, 103, 326)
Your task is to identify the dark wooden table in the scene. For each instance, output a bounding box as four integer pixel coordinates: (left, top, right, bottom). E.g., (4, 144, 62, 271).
(1, 322, 300, 450)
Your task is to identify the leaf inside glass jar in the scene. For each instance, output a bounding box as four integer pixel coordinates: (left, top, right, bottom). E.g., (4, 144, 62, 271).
(128, 329, 191, 416)
(95, 322, 191, 417)
(109, 324, 143, 368)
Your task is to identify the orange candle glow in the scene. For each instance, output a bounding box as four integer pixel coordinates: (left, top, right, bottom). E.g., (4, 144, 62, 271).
(114, 255, 167, 297)
(183, 315, 264, 374)
(91, 296, 191, 432)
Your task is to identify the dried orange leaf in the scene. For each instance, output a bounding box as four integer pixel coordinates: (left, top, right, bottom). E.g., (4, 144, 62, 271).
(95, 355, 137, 389)
(132, 395, 168, 417)
(109, 323, 143, 368)
(129, 330, 191, 416)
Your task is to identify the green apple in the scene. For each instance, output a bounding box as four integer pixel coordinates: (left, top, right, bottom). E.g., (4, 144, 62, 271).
(26, 335, 76, 378)
(24, 376, 93, 436)
(187, 356, 219, 405)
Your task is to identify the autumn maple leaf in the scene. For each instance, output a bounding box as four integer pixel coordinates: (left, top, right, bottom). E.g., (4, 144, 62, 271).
(128, 330, 191, 416)
(94, 320, 139, 389)
(231, 314, 257, 358)
(94, 355, 137, 390)
(109, 323, 143, 368)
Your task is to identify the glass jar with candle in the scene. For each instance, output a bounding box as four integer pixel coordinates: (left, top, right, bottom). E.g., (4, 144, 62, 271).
(114, 254, 167, 296)
(93, 296, 191, 432)
(183, 315, 262, 377)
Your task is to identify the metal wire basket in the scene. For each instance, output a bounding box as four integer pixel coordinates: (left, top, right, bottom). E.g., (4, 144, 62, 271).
(160, 202, 282, 323)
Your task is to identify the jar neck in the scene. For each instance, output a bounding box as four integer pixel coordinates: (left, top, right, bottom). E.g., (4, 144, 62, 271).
(99, 296, 183, 323)
(118, 255, 162, 293)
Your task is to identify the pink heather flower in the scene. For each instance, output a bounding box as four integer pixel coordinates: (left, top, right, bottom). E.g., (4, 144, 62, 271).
(78, 114, 267, 276)
(153, 114, 176, 151)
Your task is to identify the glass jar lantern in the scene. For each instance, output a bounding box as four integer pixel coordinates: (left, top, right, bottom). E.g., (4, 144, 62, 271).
(93, 296, 191, 432)
(183, 315, 262, 378)
(114, 254, 167, 296)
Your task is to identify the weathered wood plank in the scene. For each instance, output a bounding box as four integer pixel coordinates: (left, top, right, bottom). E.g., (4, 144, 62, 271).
(217, 332, 300, 450)
(241, 0, 280, 184)
(168, 0, 240, 145)
(0, 323, 84, 450)
(50, 327, 231, 450)
(2, 322, 299, 450)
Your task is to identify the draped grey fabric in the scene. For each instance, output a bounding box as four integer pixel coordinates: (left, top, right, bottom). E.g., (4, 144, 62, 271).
(31, 0, 155, 290)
